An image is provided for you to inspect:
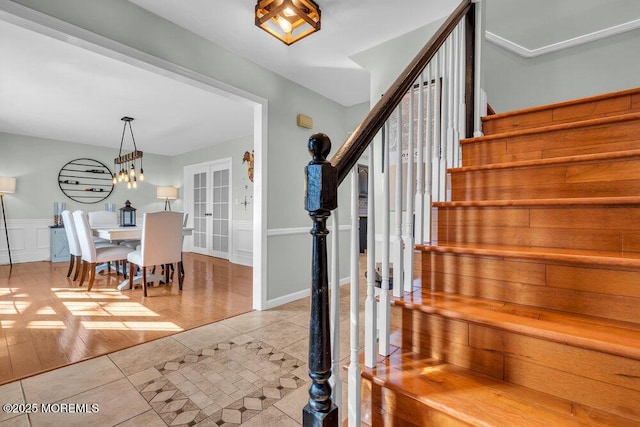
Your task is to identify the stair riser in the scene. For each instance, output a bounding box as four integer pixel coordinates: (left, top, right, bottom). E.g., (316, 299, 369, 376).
(422, 252, 640, 323)
(462, 119, 640, 167)
(483, 90, 640, 135)
(434, 205, 640, 253)
(451, 157, 640, 200)
(361, 378, 468, 427)
(400, 307, 640, 422)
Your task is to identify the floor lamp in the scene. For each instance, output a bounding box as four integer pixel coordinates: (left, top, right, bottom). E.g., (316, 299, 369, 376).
(157, 186, 178, 211)
(0, 177, 16, 269)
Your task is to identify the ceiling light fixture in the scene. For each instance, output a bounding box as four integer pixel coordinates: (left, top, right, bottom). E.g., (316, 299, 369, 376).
(255, 0, 321, 46)
(112, 116, 144, 189)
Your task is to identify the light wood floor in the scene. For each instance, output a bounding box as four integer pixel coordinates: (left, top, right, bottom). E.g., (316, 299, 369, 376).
(0, 252, 253, 385)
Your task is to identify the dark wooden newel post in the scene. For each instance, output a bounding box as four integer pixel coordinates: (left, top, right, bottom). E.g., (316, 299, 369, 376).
(303, 133, 339, 426)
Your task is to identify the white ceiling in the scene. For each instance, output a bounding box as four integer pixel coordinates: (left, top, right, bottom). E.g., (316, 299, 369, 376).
(1, 0, 639, 156)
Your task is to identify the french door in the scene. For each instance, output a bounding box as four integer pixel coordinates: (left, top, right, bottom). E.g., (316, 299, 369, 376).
(189, 159, 231, 259)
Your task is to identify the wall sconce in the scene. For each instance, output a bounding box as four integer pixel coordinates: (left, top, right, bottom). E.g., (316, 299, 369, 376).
(255, 0, 321, 45)
(157, 186, 178, 211)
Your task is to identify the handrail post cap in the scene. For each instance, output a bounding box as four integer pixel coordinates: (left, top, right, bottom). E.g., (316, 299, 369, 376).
(308, 133, 332, 163)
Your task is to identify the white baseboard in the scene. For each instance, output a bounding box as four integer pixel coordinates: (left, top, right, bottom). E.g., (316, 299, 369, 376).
(264, 276, 351, 309)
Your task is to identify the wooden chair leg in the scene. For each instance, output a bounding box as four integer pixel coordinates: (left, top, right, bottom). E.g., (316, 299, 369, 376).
(66, 256, 75, 278)
(165, 264, 170, 284)
(129, 263, 135, 290)
(142, 266, 148, 297)
(177, 261, 184, 290)
(122, 260, 128, 279)
(87, 262, 97, 291)
(79, 261, 88, 286)
(73, 256, 82, 280)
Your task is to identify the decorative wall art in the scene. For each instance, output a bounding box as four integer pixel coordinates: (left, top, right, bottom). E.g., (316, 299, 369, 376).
(58, 158, 114, 203)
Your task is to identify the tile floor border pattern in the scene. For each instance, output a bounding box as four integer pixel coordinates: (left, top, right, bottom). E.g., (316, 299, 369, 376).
(131, 339, 308, 426)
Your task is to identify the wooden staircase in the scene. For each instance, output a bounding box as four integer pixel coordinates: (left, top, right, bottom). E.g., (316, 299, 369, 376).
(361, 88, 640, 426)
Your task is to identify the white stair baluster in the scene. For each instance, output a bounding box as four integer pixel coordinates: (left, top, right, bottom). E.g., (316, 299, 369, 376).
(403, 83, 415, 293)
(415, 73, 425, 245)
(330, 209, 341, 421)
(432, 53, 442, 202)
(379, 121, 391, 356)
(348, 167, 361, 427)
(392, 105, 404, 299)
(364, 144, 377, 368)
(439, 48, 448, 202)
(425, 63, 433, 245)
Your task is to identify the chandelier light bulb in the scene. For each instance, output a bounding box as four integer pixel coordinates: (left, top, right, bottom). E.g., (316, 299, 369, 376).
(139, 168, 144, 181)
(277, 15, 292, 33)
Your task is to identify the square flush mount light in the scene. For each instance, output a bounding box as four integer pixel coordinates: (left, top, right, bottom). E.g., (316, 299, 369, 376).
(255, 0, 321, 45)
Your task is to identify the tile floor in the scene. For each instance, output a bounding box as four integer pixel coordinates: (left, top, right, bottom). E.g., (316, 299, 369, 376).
(0, 295, 353, 427)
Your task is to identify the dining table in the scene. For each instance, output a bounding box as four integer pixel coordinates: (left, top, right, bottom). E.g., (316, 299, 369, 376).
(91, 226, 193, 291)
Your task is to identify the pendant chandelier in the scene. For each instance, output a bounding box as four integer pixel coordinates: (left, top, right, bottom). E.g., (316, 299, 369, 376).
(112, 116, 144, 189)
(255, 0, 321, 45)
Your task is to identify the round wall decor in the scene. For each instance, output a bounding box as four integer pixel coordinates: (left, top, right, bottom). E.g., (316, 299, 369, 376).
(58, 158, 114, 204)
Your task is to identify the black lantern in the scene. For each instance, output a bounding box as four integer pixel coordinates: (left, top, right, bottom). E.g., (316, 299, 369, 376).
(119, 200, 136, 227)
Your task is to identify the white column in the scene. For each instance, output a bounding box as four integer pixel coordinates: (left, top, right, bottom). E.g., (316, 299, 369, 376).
(330, 209, 341, 420)
(364, 145, 377, 368)
(348, 167, 361, 427)
(379, 121, 391, 356)
(392, 105, 404, 299)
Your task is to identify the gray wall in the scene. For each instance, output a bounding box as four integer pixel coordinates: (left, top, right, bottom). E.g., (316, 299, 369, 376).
(172, 135, 255, 222)
(484, 27, 640, 113)
(0, 132, 172, 219)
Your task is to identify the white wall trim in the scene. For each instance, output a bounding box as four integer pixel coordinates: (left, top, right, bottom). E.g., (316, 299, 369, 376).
(0, 1, 269, 311)
(486, 18, 640, 58)
(267, 224, 351, 237)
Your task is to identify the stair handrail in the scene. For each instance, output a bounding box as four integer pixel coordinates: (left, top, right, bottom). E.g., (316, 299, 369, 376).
(331, 0, 476, 184)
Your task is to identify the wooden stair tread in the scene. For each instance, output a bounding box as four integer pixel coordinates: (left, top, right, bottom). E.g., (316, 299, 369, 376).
(362, 350, 636, 426)
(417, 241, 640, 268)
(482, 87, 640, 123)
(463, 111, 640, 144)
(450, 147, 640, 172)
(395, 287, 640, 361)
(433, 195, 640, 208)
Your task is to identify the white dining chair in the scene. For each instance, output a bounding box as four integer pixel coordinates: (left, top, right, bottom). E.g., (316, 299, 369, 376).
(61, 210, 83, 280)
(73, 210, 134, 291)
(88, 210, 119, 244)
(62, 210, 116, 280)
(88, 210, 119, 227)
(127, 211, 184, 297)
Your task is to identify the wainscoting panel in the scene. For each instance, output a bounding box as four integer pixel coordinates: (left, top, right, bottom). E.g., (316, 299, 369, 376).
(0, 219, 51, 264)
(231, 220, 253, 266)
